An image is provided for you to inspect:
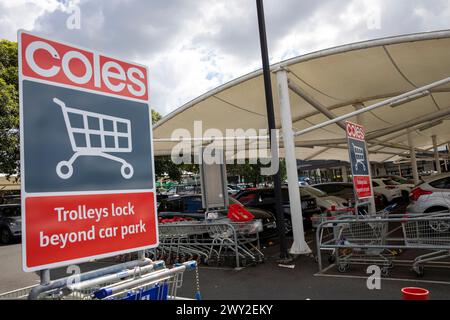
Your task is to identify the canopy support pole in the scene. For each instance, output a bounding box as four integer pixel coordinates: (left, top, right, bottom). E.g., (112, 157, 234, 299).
(342, 166, 349, 182)
(408, 129, 420, 185)
(276, 69, 311, 255)
(432, 135, 442, 174)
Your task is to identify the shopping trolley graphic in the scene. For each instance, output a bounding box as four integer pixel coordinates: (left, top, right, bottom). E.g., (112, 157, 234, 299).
(53, 98, 134, 180)
(352, 143, 367, 171)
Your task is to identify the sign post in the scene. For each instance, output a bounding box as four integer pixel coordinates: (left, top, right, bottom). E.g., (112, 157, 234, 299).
(19, 31, 158, 272)
(345, 121, 375, 213)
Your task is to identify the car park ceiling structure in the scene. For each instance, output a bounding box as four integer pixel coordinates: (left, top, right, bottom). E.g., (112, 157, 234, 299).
(153, 30, 450, 255)
(153, 30, 450, 164)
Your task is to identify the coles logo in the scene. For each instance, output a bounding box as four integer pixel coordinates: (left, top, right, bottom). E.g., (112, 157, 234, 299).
(346, 122, 365, 141)
(20, 32, 148, 101)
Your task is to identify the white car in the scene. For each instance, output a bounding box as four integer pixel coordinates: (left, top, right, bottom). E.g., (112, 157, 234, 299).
(407, 173, 450, 214)
(375, 175, 415, 200)
(301, 186, 349, 213)
(372, 178, 403, 204)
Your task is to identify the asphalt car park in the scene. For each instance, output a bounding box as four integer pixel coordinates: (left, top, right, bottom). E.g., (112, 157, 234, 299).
(2, 234, 450, 300)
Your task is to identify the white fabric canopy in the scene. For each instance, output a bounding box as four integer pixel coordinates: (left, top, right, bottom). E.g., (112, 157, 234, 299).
(153, 30, 450, 163)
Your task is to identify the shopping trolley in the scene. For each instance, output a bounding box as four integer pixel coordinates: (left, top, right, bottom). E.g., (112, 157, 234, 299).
(53, 98, 134, 180)
(402, 213, 450, 276)
(333, 211, 393, 275)
(0, 260, 200, 300)
(153, 220, 264, 268)
(352, 143, 366, 171)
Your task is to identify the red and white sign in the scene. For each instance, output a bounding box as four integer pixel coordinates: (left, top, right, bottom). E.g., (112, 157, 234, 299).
(19, 31, 158, 272)
(25, 193, 157, 268)
(346, 121, 373, 200)
(346, 121, 366, 141)
(353, 176, 372, 199)
(20, 32, 148, 101)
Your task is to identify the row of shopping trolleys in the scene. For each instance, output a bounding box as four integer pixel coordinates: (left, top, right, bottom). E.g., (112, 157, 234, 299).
(152, 219, 265, 268)
(0, 259, 200, 300)
(315, 209, 450, 277)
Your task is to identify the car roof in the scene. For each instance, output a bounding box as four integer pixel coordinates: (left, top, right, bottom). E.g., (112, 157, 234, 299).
(422, 172, 450, 183)
(165, 194, 201, 201)
(312, 183, 353, 186)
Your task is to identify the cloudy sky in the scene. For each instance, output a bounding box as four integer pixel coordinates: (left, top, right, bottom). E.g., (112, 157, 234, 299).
(1, 0, 450, 116)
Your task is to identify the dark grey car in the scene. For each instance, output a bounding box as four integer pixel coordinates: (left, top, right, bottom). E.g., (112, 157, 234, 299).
(0, 204, 21, 244)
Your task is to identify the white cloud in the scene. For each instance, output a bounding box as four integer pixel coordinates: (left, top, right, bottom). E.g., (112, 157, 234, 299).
(1, 0, 450, 116)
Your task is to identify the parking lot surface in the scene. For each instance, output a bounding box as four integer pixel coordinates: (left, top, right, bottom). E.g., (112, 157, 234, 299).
(2, 239, 450, 300)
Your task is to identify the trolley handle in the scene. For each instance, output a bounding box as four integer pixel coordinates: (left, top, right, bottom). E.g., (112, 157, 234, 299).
(53, 98, 66, 109)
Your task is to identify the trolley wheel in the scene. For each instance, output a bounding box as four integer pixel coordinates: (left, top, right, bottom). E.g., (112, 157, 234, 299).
(414, 266, 425, 278)
(121, 163, 134, 179)
(337, 264, 350, 273)
(381, 267, 391, 277)
(56, 161, 73, 179)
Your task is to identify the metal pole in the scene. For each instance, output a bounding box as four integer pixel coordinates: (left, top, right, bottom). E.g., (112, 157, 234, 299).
(256, 0, 288, 260)
(342, 166, 349, 182)
(432, 135, 442, 174)
(277, 69, 311, 255)
(408, 129, 420, 185)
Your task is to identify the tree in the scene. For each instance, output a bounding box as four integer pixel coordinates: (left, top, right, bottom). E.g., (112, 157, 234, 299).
(0, 40, 19, 178)
(151, 109, 162, 124)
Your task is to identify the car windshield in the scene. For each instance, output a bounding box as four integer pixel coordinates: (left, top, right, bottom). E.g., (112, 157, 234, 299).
(390, 177, 408, 184)
(383, 179, 400, 186)
(303, 187, 327, 198)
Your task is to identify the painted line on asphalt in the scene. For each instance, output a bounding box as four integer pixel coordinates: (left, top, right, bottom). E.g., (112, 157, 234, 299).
(314, 272, 450, 286)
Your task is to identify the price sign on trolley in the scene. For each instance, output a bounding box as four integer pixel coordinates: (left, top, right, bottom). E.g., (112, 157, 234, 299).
(19, 31, 158, 272)
(346, 121, 373, 199)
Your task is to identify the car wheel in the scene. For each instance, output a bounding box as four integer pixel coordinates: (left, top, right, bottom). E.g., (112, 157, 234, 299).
(0, 228, 12, 244)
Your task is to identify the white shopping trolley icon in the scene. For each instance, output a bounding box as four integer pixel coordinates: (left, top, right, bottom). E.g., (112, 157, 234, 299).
(352, 143, 367, 171)
(53, 98, 134, 180)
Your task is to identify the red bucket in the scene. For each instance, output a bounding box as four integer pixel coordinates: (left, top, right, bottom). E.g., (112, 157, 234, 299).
(402, 287, 429, 300)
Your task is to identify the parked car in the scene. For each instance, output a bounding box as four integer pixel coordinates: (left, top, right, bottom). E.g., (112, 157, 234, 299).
(227, 185, 240, 195)
(0, 204, 21, 244)
(407, 173, 450, 214)
(301, 186, 348, 213)
(164, 185, 202, 196)
(375, 175, 415, 200)
(234, 187, 321, 230)
(312, 182, 385, 211)
(372, 178, 403, 205)
(157, 195, 278, 239)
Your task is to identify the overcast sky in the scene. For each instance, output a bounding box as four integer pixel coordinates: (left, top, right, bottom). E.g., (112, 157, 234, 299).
(1, 0, 450, 116)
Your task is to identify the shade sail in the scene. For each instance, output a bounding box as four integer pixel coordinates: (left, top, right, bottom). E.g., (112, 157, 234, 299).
(153, 30, 450, 163)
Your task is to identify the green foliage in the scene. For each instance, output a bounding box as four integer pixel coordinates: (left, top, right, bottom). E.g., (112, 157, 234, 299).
(151, 109, 162, 124)
(0, 40, 19, 177)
